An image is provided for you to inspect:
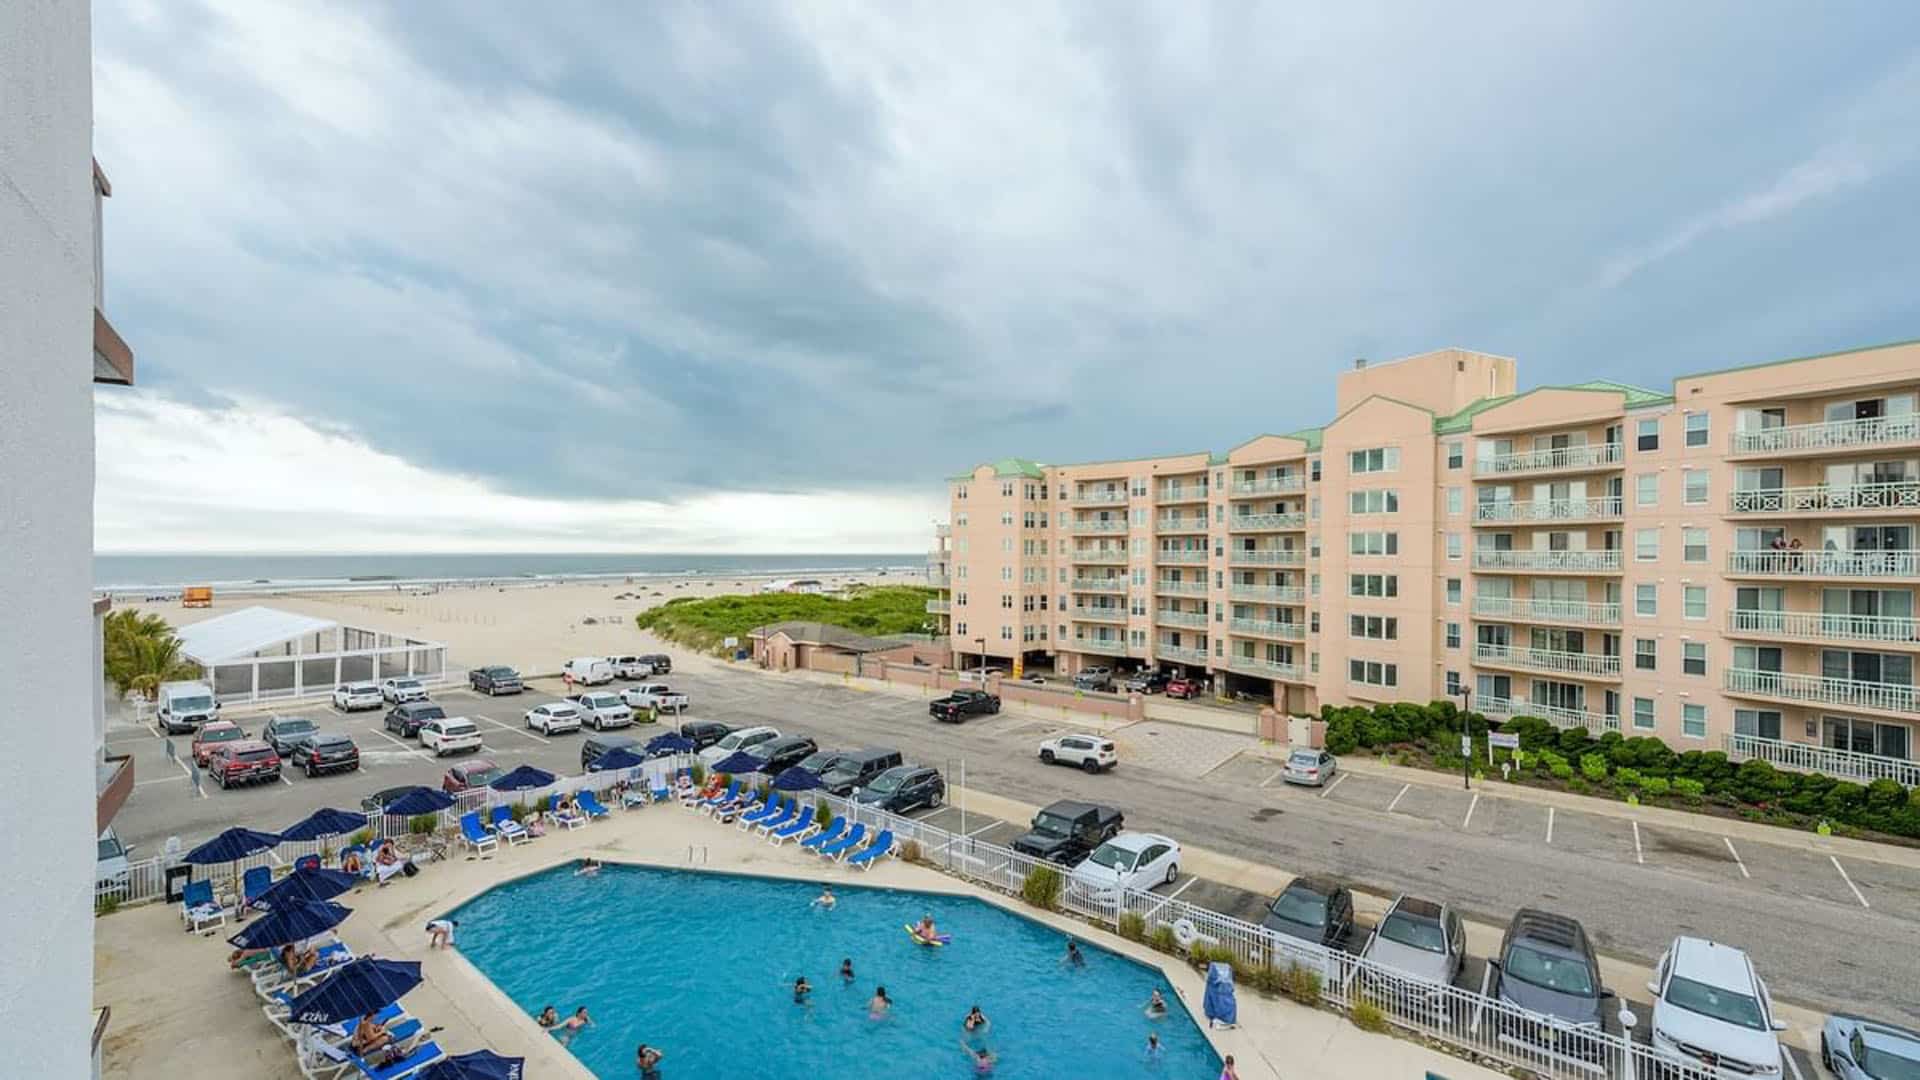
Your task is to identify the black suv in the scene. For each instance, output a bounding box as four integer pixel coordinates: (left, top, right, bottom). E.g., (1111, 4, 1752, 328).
(818, 747, 904, 795)
(1262, 875, 1355, 950)
(1124, 669, 1172, 694)
(677, 719, 732, 751)
(582, 733, 644, 772)
(385, 702, 446, 737)
(853, 765, 945, 813)
(1491, 908, 1609, 1058)
(1012, 799, 1124, 865)
(639, 653, 672, 674)
(746, 735, 819, 775)
(261, 715, 321, 756)
(469, 665, 524, 695)
(289, 732, 361, 777)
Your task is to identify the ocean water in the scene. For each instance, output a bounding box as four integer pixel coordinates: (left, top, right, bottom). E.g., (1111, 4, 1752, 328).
(93, 552, 923, 592)
(449, 864, 1221, 1080)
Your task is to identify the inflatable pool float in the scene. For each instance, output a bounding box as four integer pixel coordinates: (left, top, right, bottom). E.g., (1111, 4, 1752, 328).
(904, 924, 951, 946)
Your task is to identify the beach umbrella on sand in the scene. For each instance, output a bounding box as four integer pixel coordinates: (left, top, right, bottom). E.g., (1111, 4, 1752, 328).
(184, 827, 282, 865)
(377, 787, 456, 816)
(771, 766, 823, 792)
(227, 899, 352, 950)
(711, 750, 763, 776)
(487, 765, 556, 792)
(255, 866, 358, 909)
(643, 732, 694, 755)
(278, 808, 368, 843)
(282, 957, 422, 1026)
(417, 1050, 525, 1080)
(589, 747, 646, 772)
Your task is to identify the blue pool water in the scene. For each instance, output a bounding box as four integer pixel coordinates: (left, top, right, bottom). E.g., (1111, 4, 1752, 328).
(451, 864, 1222, 1080)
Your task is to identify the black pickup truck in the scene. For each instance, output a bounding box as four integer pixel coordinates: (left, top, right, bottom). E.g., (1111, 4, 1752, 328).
(1012, 799, 1125, 865)
(929, 688, 1001, 722)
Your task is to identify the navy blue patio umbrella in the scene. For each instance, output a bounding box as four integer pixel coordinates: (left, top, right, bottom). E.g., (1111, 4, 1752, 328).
(256, 866, 359, 909)
(418, 1050, 525, 1080)
(711, 750, 764, 775)
(278, 808, 368, 842)
(589, 747, 646, 772)
(771, 765, 823, 792)
(183, 827, 282, 865)
(282, 957, 423, 1025)
(227, 899, 352, 950)
(643, 732, 694, 754)
(377, 787, 456, 816)
(487, 765, 556, 792)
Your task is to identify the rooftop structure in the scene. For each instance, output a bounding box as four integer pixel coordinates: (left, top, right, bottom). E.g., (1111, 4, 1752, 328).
(177, 605, 448, 704)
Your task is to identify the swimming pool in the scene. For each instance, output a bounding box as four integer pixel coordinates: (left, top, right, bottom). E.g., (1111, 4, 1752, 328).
(450, 863, 1222, 1080)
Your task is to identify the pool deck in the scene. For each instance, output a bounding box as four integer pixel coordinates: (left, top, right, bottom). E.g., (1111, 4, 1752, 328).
(96, 805, 1507, 1080)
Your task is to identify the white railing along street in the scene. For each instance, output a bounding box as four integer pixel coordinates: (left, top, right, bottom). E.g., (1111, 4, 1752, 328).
(1731, 414, 1920, 456)
(1725, 548, 1920, 578)
(1723, 668, 1920, 715)
(1726, 609, 1920, 644)
(1729, 480, 1920, 515)
(1472, 550, 1623, 573)
(1472, 597, 1621, 626)
(1474, 695, 1613, 733)
(1474, 644, 1622, 677)
(1474, 497, 1623, 523)
(1474, 442, 1623, 476)
(1723, 732, 1920, 788)
(1228, 512, 1307, 531)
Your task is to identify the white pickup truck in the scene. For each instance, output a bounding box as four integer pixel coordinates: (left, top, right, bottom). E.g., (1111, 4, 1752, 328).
(620, 683, 689, 713)
(567, 691, 634, 730)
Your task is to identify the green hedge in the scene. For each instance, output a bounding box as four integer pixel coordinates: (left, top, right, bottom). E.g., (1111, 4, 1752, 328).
(1322, 701, 1920, 839)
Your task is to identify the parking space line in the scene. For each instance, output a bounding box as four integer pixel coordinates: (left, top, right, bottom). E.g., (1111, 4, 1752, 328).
(1258, 767, 1285, 788)
(1830, 856, 1870, 908)
(134, 774, 190, 787)
(1317, 774, 1347, 799)
(1384, 783, 1410, 813)
(1468, 962, 1492, 1035)
(366, 727, 436, 762)
(965, 822, 1001, 837)
(1631, 820, 1644, 865)
(1782, 1045, 1805, 1080)
(1545, 806, 1554, 845)
(1461, 792, 1480, 830)
(1723, 837, 1750, 879)
(1161, 876, 1197, 902)
(476, 716, 549, 745)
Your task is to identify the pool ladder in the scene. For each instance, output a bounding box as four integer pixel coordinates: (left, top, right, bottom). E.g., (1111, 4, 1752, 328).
(685, 844, 708, 865)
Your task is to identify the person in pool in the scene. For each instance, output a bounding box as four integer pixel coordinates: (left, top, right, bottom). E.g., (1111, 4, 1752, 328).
(812, 886, 835, 910)
(867, 986, 892, 1019)
(635, 1043, 665, 1078)
(839, 958, 855, 983)
(536, 1005, 559, 1030)
(793, 976, 812, 1005)
(558, 1006, 593, 1046)
(913, 914, 939, 943)
(1219, 1054, 1239, 1080)
(575, 858, 601, 877)
(1146, 1032, 1162, 1059)
(1145, 989, 1167, 1018)
(963, 1005, 990, 1035)
(961, 1039, 997, 1074)
(1062, 939, 1085, 968)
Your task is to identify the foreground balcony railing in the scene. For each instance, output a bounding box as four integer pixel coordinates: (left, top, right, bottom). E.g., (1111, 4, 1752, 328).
(1725, 548, 1920, 579)
(1474, 644, 1621, 677)
(1230, 583, 1306, 602)
(1723, 732, 1919, 787)
(1227, 654, 1303, 680)
(1156, 610, 1208, 628)
(1071, 606, 1128, 624)
(1230, 618, 1306, 640)
(1474, 442, 1623, 477)
(1070, 519, 1129, 534)
(1155, 516, 1208, 533)
(1157, 644, 1210, 665)
(1475, 695, 1614, 733)
(1071, 636, 1131, 656)
(1729, 480, 1920, 515)
(1072, 490, 1129, 506)
(1231, 476, 1304, 496)
(1472, 549, 1622, 573)
(1153, 579, 1206, 595)
(1070, 577, 1127, 593)
(1227, 548, 1303, 566)
(1071, 549, 1128, 564)
(1724, 668, 1920, 715)
(1471, 596, 1621, 626)
(1156, 549, 1209, 565)
(926, 573, 950, 588)
(1157, 485, 1209, 503)
(1727, 609, 1920, 645)
(934, 523, 951, 538)
(925, 599, 950, 614)
(1475, 497, 1623, 523)
(1730, 414, 1920, 457)
(1228, 512, 1306, 532)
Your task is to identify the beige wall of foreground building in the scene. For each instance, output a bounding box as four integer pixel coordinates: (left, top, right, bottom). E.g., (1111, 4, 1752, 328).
(931, 341, 1920, 787)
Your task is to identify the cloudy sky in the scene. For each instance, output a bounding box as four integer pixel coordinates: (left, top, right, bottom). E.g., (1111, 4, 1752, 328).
(93, 1, 1920, 553)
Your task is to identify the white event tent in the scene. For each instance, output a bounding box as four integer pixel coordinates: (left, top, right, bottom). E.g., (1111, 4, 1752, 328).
(175, 605, 448, 704)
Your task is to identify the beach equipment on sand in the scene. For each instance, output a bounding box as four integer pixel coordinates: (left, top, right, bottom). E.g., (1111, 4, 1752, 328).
(377, 787, 455, 816)
(488, 765, 556, 792)
(227, 899, 352, 950)
(418, 1050, 526, 1080)
(256, 866, 358, 909)
(278, 808, 368, 843)
(710, 750, 763, 776)
(771, 765, 823, 792)
(282, 957, 423, 1025)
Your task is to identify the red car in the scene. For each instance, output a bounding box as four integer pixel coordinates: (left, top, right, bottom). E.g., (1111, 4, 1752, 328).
(207, 739, 281, 788)
(191, 720, 248, 767)
(1165, 677, 1202, 700)
(442, 757, 504, 794)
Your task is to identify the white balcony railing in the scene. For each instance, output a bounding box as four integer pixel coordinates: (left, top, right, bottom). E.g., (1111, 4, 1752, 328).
(1156, 549, 1209, 564)
(1230, 476, 1305, 496)
(1153, 579, 1207, 595)
(1070, 636, 1130, 656)
(1072, 549, 1128, 564)
(925, 599, 950, 614)
(1471, 549, 1623, 573)
(1474, 643, 1622, 677)
(1726, 609, 1920, 645)
(1070, 577, 1127, 593)
(1724, 668, 1920, 715)
(1071, 606, 1128, 624)
(1072, 490, 1129, 506)
(1723, 733, 1920, 788)
(1228, 512, 1307, 532)
(1228, 654, 1303, 679)
(1471, 596, 1621, 626)
(1474, 497, 1624, 523)
(1070, 519, 1129, 534)
(1226, 548, 1304, 566)
(1156, 610, 1208, 628)
(1731, 414, 1920, 456)
(1155, 516, 1209, 532)
(934, 523, 951, 538)
(1729, 480, 1920, 515)
(1725, 549, 1920, 579)
(1157, 644, 1210, 665)
(1157, 485, 1209, 503)
(926, 573, 951, 588)
(1230, 583, 1306, 602)
(1473, 442, 1623, 476)
(1475, 695, 1614, 733)
(1230, 618, 1306, 640)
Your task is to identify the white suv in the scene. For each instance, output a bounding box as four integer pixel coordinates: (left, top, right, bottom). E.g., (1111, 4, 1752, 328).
(569, 691, 633, 730)
(1038, 733, 1117, 773)
(699, 725, 780, 767)
(525, 702, 584, 735)
(331, 682, 383, 712)
(1647, 936, 1785, 1078)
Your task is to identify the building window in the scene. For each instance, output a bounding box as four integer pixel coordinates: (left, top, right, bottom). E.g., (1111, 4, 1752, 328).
(1310, 651, 1320, 674)
(1310, 573, 1320, 597)
(1636, 417, 1659, 452)
(1682, 703, 1708, 739)
(1348, 489, 1400, 514)
(1001, 594, 1013, 609)
(1446, 487, 1463, 515)
(1734, 708, 1782, 740)
(1348, 574, 1398, 598)
(1347, 447, 1400, 474)
(1683, 641, 1707, 676)
(1444, 670, 1461, 694)
(955, 512, 969, 526)
(1445, 578, 1462, 605)
(1683, 585, 1708, 619)
(1348, 614, 1399, 640)
(1633, 697, 1655, 730)
(1635, 473, 1658, 508)
(1684, 412, 1709, 448)
(1634, 638, 1657, 671)
(956, 621, 968, 636)
(956, 485, 969, 500)
(1348, 531, 1399, 556)
(1001, 482, 1015, 497)
(1634, 528, 1659, 561)
(1635, 583, 1657, 617)
(1000, 625, 1013, 641)
(1000, 566, 1012, 580)
(1446, 442, 1464, 469)
(1348, 659, 1399, 687)
(1682, 528, 1708, 564)
(1445, 533, 1463, 560)
(1309, 458, 1321, 482)
(1309, 496, 1320, 521)
(1445, 622, 1461, 649)
(1214, 505, 1224, 523)
(1309, 612, 1320, 633)
(1683, 469, 1708, 506)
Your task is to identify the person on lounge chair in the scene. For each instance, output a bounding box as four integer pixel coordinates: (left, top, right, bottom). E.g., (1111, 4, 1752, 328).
(350, 1011, 393, 1058)
(228, 946, 272, 971)
(340, 850, 364, 876)
(373, 841, 406, 886)
(281, 943, 319, 976)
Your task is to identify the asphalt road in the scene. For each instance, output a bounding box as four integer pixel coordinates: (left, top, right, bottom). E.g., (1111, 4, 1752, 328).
(107, 666, 1919, 1035)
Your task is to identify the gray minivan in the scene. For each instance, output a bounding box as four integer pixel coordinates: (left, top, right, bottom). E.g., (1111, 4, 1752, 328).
(819, 747, 904, 795)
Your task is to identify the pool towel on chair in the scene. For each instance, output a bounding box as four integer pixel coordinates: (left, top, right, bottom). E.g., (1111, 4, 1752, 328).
(1203, 961, 1237, 1027)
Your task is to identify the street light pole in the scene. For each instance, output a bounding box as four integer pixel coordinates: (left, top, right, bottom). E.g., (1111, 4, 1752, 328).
(1454, 685, 1472, 790)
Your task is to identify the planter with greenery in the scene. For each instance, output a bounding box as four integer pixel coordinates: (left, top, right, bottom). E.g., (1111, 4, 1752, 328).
(1019, 865, 1063, 911)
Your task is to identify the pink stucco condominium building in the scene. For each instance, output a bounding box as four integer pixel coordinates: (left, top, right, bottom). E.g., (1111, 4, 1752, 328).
(928, 340, 1920, 788)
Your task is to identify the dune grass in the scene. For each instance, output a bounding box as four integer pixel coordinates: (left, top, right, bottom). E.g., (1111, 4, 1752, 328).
(635, 585, 938, 654)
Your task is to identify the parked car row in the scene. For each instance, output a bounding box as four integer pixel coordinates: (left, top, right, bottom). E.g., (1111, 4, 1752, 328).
(188, 715, 365, 785)
(561, 653, 674, 686)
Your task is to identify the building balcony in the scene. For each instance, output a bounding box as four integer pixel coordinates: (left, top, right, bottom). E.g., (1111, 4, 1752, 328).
(1158, 644, 1211, 665)
(1471, 596, 1621, 627)
(1724, 668, 1919, 717)
(1725, 548, 1920, 580)
(925, 599, 950, 614)
(1070, 519, 1129, 534)
(1473, 442, 1623, 477)
(1473, 497, 1623, 524)
(1071, 607, 1128, 624)
(1154, 579, 1207, 596)
(1070, 636, 1132, 657)
(1230, 583, 1307, 603)
(1728, 481, 1920, 516)
(1072, 549, 1128, 565)
(1072, 490, 1130, 507)
(96, 753, 134, 832)
(1230, 618, 1306, 641)
(1156, 549, 1209, 565)
(926, 573, 951, 588)
(1155, 516, 1209, 533)
(1726, 609, 1920, 647)
(1228, 512, 1307, 532)
(1729, 414, 1920, 458)
(1157, 485, 1209, 504)
(934, 523, 951, 538)
(1723, 732, 1920, 788)
(1227, 549, 1304, 567)
(1156, 610, 1208, 629)
(1472, 549, 1623, 574)
(1070, 577, 1127, 593)
(1227, 654, 1304, 680)
(1475, 695, 1615, 733)
(1473, 643, 1622, 678)
(1230, 476, 1305, 497)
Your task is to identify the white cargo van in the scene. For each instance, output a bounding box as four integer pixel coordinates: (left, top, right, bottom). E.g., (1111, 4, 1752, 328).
(157, 680, 219, 734)
(563, 656, 615, 685)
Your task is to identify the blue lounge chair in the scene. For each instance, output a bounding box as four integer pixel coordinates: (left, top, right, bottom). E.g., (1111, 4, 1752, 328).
(798, 817, 846, 852)
(715, 792, 761, 825)
(342, 1038, 444, 1079)
(739, 794, 785, 830)
(486, 806, 529, 846)
(339, 845, 376, 878)
(620, 784, 649, 809)
(241, 865, 273, 911)
(652, 780, 672, 804)
(547, 794, 586, 830)
(845, 829, 895, 870)
(180, 878, 226, 932)
(575, 790, 611, 819)
(458, 812, 497, 854)
(752, 799, 798, 835)
(697, 780, 741, 816)
(767, 806, 815, 846)
(818, 821, 866, 861)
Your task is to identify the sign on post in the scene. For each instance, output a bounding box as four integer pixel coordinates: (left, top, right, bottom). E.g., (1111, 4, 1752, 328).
(1459, 734, 1472, 757)
(723, 636, 739, 649)
(1488, 732, 1521, 749)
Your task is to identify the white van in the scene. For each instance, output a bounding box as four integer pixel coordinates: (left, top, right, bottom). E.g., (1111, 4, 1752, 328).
(563, 657, 615, 686)
(157, 680, 219, 734)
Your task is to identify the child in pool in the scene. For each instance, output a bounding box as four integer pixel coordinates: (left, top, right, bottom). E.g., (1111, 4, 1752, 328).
(961, 1039, 997, 1074)
(867, 986, 892, 1019)
(839, 958, 855, 982)
(1145, 988, 1167, 1018)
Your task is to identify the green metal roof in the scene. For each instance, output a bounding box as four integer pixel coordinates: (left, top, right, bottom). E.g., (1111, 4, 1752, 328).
(1565, 379, 1671, 408)
(1434, 395, 1514, 434)
(1281, 427, 1324, 451)
(947, 457, 1047, 481)
(1674, 335, 1920, 383)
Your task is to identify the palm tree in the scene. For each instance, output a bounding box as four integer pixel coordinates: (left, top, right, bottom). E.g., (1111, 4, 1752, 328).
(103, 608, 200, 699)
